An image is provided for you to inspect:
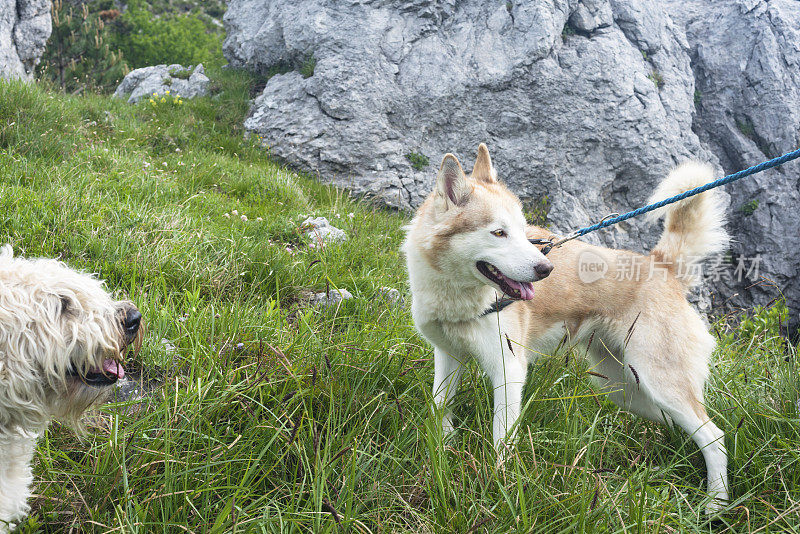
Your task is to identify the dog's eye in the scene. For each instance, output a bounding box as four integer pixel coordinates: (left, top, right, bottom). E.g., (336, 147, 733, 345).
(491, 229, 507, 238)
(60, 297, 71, 315)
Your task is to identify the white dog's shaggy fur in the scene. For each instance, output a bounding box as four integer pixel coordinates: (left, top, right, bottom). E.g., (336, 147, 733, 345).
(0, 246, 141, 532)
(404, 145, 730, 514)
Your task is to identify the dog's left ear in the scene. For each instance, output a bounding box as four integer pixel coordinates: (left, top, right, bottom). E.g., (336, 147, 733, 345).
(471, 143, 497, 184)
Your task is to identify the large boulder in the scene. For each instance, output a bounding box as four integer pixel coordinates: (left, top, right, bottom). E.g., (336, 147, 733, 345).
(667, 0, 800, 326)
(224, 0, 800, 326)
(0, 0, 52, 79)
(113, 63, 210, 104)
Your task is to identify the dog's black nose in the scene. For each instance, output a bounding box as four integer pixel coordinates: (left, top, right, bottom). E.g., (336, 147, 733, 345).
(123, 308, 142, 334)
(535, 261, 553, 279)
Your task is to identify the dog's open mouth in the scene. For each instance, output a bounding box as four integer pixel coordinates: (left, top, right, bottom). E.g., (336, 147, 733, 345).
(476, 261, 535, 300)
(68, 358, 125, 387)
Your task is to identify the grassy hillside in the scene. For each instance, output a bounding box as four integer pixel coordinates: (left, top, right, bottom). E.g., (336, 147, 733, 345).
(1, 75, 799, 533)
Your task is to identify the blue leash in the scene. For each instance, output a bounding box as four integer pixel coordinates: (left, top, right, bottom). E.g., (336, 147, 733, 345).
(538, 147, 800, 253)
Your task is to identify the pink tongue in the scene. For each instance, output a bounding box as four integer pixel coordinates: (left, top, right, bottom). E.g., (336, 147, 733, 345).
(102, 359, 125, 379)
(519, 282, 535, 300)
(504, 278, 536, 300)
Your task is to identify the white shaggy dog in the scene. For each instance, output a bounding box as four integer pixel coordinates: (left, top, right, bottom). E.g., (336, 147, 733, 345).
(0, 246, 141, 532)
(404, 145, 729, 514)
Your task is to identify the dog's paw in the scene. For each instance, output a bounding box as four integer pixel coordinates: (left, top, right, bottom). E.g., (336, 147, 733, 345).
(494, 441, 517, 471)
(705, 497, 727, 516)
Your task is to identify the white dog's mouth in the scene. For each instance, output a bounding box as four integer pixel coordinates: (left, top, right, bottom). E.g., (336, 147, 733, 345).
(68, 358, 125, 387)
(476, 261, 535, 300)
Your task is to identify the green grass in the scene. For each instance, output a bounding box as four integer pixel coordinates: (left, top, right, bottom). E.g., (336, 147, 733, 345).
(648, 71, 665, 90)
(2, 76, 799, 533)
(299, 54, 316, 79)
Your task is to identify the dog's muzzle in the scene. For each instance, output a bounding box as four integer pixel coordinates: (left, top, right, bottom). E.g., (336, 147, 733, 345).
(67, 304, 142, 387)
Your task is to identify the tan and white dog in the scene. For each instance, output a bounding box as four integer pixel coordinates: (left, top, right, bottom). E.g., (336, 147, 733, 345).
(403, 144, 729, 513)
(0, 246, 142, 532)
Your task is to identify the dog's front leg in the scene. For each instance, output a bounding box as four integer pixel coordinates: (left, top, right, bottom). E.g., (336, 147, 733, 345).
(488, 355, 527, 448)
(432, 347, 465, 436)
(0, 432, 38, 532)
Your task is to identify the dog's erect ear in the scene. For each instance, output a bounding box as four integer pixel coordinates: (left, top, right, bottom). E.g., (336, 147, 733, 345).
(435, 154, 470, 208)
(471, 143, 497, 184)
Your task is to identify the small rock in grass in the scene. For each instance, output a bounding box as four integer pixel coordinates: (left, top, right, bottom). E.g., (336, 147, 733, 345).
(311, 288, 353, 307)
(301, 216, 347, 248)
(161, 338, 177, 354)
(113, 377, 142, 402)
(377, 286, 404, 306)
(113, 63, 210, 104)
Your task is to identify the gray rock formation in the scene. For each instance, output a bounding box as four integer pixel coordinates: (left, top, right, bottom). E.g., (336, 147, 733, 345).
(113, 63, 210, 104)
(0, 0, 52, 79)
(667, 0, 800, 327)
(224, 0, 800, 327)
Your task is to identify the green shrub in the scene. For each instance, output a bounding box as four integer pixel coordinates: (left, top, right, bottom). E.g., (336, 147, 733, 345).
(525, 195, 550, 227)
(169, 66, 193, 79)
(109, 0, 223, 69)
(740, 199, 759, 216)
(37, 0, 128, 93)
(405, 151, 429, 171)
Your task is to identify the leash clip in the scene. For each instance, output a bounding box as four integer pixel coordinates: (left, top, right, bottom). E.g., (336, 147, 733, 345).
(528, 238, 554, 255)
(530, 228, 583, 255)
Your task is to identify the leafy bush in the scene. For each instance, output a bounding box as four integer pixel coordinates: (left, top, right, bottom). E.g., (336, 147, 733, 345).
(37, 0, 128, 93)
(740, 199, 759, 216)
(405, 151, 429, 170)
(525, 195, 550, 227)
(109, 0, 223, 70)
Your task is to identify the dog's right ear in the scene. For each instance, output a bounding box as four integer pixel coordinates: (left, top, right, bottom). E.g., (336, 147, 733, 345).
(435, 154, 470, 209)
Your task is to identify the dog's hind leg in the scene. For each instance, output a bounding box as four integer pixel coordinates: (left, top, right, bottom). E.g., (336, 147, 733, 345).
(596, 331, 728, 515)
(432, 347, 466, 436)
(588, 347, 674, 425)
(657, 397, 727, 515)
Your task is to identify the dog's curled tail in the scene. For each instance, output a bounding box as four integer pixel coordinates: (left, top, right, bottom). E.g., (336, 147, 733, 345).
(646, 162, 729, 288)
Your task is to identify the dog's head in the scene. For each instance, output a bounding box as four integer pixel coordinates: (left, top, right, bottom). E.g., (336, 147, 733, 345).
(408, 144, 553, 299)
(0, 245, 142, 432)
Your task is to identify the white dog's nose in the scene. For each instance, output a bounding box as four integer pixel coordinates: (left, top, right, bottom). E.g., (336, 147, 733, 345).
(534, 260, 553, 279)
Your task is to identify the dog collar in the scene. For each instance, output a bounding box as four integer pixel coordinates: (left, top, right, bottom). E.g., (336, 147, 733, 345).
(479, 297, 519, 318)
